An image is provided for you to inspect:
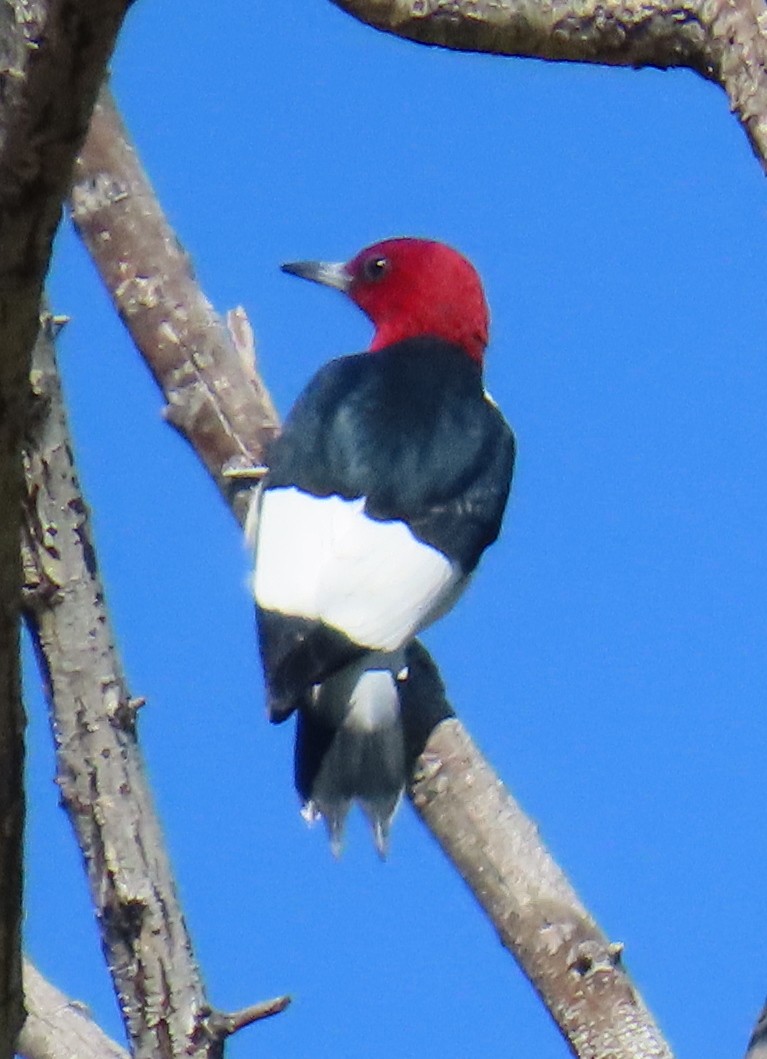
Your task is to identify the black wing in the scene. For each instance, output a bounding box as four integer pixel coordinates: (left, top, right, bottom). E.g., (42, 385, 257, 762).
(266, 336, 515, 571)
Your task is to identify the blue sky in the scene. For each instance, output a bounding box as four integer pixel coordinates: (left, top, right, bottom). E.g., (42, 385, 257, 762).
(23, 2, 767, 1057)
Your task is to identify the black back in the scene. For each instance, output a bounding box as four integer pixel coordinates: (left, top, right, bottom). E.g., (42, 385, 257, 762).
(266, 336, 515, 572)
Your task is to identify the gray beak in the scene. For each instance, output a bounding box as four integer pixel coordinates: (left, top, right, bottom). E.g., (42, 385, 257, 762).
(280, 259, 352, 292)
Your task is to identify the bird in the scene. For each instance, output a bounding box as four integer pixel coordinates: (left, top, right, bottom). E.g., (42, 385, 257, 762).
(248, 237, 515, 855)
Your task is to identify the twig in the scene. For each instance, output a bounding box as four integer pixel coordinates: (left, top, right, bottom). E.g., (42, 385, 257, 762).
(17, 954, 288, 1059)
(69, 89, 673, 1059)
(205, 996, 292, 1037)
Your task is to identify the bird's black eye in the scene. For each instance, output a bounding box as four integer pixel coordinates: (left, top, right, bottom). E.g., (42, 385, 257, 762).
(362, 256, 390, 282)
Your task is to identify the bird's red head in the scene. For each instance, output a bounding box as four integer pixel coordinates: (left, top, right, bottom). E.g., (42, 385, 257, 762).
(282, 237, 490, 364)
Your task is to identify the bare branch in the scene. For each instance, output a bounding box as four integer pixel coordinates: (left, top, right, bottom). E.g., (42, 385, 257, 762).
(330, 0, 711, 69)
(69, 93, 672, 1058)
(17, 960, 128, 1059)
(21, 315, 290, 1057)
(414, 720, 667, 1058)
(326, 0, 767, 171)
(70, 86, 279, 521)
(17, 958, 289, 1059)
(206, 996, 292, 1038)
(0, 1, 131, 1052)
(400, 643, 672, 1059)
(22, 314, 209, 1058)
(746, 999, 767, 1059)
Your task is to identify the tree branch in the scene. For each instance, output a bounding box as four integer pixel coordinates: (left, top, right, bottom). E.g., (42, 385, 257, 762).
(17, 960, 129, 1059)
(0, 2, 131, 1054)
(746, 998, 767, 1059)
(327, 0, 767, 171)
(401, 642, 672, 1059)
(413, 724, 667, 1058)
(69, 85, 279, 521)
(21, 314, 290, 1058)
(205, 996, 292, 1037)
(17, 957, 290, 1059)
(68, 89, 672, 1058)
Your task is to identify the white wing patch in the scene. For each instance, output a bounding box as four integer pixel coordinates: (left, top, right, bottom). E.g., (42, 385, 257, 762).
(252, 487, 463, 651)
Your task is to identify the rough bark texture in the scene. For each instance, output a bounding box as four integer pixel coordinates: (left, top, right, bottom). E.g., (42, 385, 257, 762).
(22, 317, 220, 1059)
(16, 957, 288, 1059)
(411, 720, 670, 1059)
(747, 1001, 767, 1059)
(70, 95, 672, 1059)
(70, 86, 279, 521)
(0, 2, 131, 1055)
(401, 644, 671, 1059)
(17, 960, 129, 1059)
(329, 0, 767, 170)
(705, 0, 767, 162)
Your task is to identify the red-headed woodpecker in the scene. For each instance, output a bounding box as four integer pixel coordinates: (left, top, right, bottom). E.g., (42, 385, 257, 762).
(250, 237, 514, 855)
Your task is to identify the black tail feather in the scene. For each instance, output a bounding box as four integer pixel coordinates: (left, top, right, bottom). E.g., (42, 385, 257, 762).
(292, 642, 455, 855)
(294, 664, 406, 856)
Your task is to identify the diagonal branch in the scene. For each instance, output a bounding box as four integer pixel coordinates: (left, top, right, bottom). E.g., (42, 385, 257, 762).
(401, 642, 672, 1059)
(746, 998, 767, 1059)
(17, 959, 129, 1059)
(327, 0, 767, 172)
(68, 88, 673, 1059)
(69, 85, 278, 519)
(21, 314, 290, 1058)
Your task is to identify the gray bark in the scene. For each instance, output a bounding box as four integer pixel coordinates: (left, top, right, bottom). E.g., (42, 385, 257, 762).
(0, 1, 131, 1054)
(746, 1001, 767, 1059)
(22, 316, 289, 1058)
(411, 716, 670, 1058)
(70, 87, 280, 522)
(22, 314, 212, 1058)
(17, 960, 129, 1059)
